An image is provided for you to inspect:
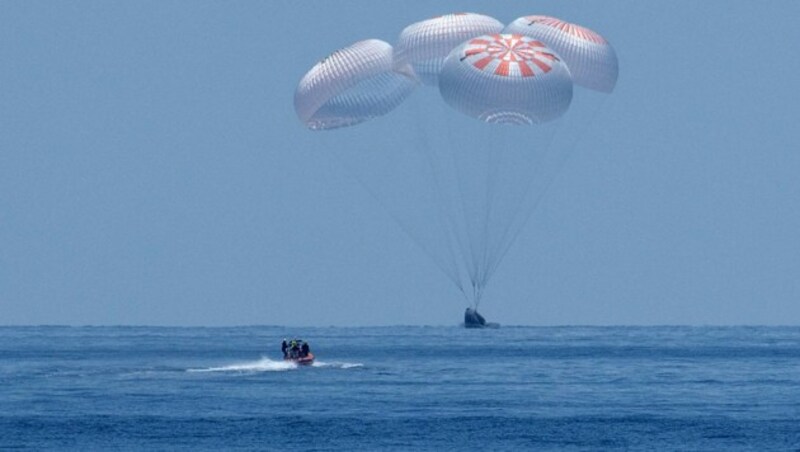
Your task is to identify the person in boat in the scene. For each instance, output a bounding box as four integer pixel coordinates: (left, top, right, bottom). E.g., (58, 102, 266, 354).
(282, 338, 312, 360)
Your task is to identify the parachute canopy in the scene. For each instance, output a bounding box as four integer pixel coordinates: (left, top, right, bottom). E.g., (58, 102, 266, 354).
(393, 13, 504, 86)
(504, 16, 618, 93)
(438, 33, 573, 125)
(294, 39, 417, 130)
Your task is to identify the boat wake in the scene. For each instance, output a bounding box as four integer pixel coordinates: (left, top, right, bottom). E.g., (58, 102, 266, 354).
(188, 358, 295, 373)
(187, 357, 363, 373)
(313, 361, 363, 369)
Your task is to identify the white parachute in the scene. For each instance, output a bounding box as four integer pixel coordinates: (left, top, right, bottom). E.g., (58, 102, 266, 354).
(393, 13, 504, 86)
(294, 13, 618, 311)
(294, 39, 417, 130)
(504, 15, 618, 93)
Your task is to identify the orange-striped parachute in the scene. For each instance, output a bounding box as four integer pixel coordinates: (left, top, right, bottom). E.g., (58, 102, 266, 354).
(504, 15, 618, 93)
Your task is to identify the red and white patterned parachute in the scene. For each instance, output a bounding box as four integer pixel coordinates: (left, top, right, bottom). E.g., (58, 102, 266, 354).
(504, 16, 618, 93)
(294, 39, 417, 130)
(393, 13, 504, 86)
(438, 34, 573, 124)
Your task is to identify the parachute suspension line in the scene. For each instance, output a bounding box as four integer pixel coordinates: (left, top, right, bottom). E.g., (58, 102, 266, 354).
(481, 124, 560, 288)
(462, 125, 504, 309)
(485, 123, 563, 285)
(474, 278, 487, 309)
(434, 129, 476, 291)
(327, 146, 466, 296)
(483, 143, 566, 285)
(444, 113, 482, 304)
(484, 96, 611, 285)
(409, 97, 469, 300)
(476, 126, 511, 299)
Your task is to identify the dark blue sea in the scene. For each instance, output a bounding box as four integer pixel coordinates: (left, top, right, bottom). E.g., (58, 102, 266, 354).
(2, 326, 799, 450)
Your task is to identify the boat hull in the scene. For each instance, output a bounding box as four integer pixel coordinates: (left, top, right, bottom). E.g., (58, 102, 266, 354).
(285, 353, 315, 366)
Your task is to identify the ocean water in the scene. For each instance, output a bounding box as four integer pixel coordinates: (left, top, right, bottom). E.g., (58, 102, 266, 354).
(1, 326, 799, 450)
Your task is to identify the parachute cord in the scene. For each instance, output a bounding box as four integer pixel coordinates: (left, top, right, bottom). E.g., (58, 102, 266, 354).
(411, 100, 474, 298)
(483, 128, 565, 285)
(484, 96, 611, 285)
(426, 104, 480, 300)
(472, 280, 482, 309)
(445, 113, 482, 294)
(480, 124, 560, 289)
(410, 97, 470, 298)
(327, 147, 467, 298)
(476, 126, 505, 301)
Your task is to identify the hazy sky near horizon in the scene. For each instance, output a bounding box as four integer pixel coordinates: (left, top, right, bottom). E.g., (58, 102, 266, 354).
(2, 1, 799, 326)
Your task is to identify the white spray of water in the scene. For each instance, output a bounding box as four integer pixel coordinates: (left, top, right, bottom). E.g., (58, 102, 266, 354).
(187, 358, 364, 373)
(188, 357, 296, 373)
(312, 361, 363, 369)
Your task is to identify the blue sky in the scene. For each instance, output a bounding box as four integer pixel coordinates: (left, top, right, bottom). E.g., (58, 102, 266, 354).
(2, 1, 799, 326)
